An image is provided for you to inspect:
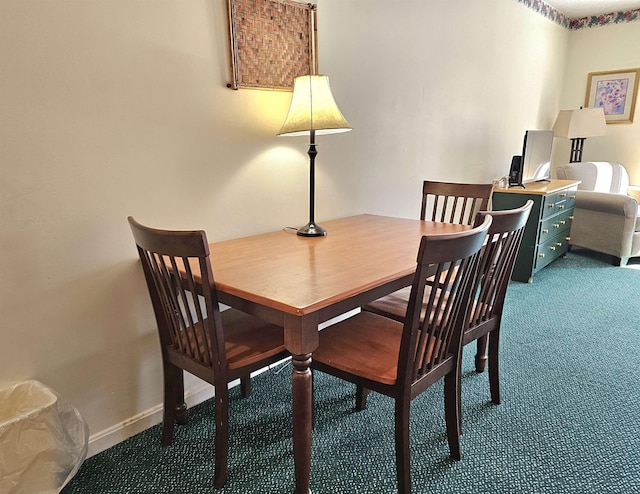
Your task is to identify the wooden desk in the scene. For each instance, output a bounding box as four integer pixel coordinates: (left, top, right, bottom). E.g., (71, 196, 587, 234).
(492, 180, 580, 283)
(208, 214, 469, 493)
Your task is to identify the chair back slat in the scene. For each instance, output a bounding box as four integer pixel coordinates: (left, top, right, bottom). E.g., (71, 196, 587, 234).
(469, 200, 533, 327)
(421, 180, 493, 225)
(399, 216, 492, 384)
(129, 218, 225, 370)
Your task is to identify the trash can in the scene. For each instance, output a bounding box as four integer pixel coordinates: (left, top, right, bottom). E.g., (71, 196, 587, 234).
(0, 380, 89, 494)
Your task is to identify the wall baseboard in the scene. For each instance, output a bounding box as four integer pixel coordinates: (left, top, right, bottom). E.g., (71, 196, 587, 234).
(87, 382, 214, 458)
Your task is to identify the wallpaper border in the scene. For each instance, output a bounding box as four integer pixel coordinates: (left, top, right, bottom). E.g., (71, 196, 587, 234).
(518, 0, 640, 30)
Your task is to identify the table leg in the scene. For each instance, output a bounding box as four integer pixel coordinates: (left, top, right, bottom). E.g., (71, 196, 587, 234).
(284, 313, 318, 494)
(292, 353, 313, 494)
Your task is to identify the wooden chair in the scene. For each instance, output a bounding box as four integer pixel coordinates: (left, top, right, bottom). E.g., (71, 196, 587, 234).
(128, 217, 288, 489)
(363, 201, 533, 408)
(421, 180, 494, 225)
(311, 216, 492, 494)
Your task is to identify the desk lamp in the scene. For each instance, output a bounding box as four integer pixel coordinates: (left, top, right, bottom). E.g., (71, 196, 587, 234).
(552, 107, 606, 163)
(278, 75, 352, 237)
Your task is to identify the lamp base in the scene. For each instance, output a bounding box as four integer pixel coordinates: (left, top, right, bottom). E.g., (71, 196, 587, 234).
(297, 221, 327, 237)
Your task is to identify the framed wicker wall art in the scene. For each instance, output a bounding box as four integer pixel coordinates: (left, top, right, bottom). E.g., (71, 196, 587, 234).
(227, 0, 318, 90)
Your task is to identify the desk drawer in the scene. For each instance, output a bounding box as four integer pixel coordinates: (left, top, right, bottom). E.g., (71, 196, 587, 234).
(558, 187, 577, 209)
(535, 233, 569, 270)
(539, 209, 573, 243)
(541, 186, 577, 220)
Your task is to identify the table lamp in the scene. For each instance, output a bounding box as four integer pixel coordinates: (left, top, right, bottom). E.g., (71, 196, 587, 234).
(278, 74, 352, 237)
(552, 107, 606, 163)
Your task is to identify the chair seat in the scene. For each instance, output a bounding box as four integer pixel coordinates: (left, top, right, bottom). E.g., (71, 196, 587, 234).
(223, 309, 286, 369)
(315, 312, 441, 386)
(364, 288, 492, 330)
(315, 311, 404, 385)
(175, 308, 285, 371)
(363, 287, 411, 322)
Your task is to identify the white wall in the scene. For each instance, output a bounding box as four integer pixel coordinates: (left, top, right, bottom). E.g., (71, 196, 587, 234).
(318, 0, 569, 218)
(558, 22, 640, 182)
(1, 0, 625, 457)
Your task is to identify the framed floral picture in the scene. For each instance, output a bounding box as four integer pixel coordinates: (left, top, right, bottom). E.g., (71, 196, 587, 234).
(585, 68, 640, 124)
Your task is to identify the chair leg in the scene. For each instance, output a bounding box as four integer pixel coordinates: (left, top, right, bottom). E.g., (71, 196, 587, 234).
(444, 372, 461, 461)
(356, 385, 370, 411)
(488, 330, 501, 404)
(240, 375, 251, 398)
(174, 368, 187, 425)
(394, 398, 412, 494)
(474, 335, 488, 373)
(162, 364, 185, 446)
(615, 256, 629, 267)
(214, 383, 230, 489)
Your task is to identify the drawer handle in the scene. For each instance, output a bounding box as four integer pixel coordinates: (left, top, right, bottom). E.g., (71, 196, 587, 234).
(566, 236, 571, 241)
(539, 253, 545, 258)
(548, 203, 555, 208)
(569, 215, 575, 220)
(560, 193, 567, 198)
(556, 242, 562, 247)
(558, 205, 565, 209)
(570, 195, 576, 199)
(549, 246, 556, 251)
(560, 220, 566, 225)
(554, 224, 560, 229)
(542, 229, 549, 234)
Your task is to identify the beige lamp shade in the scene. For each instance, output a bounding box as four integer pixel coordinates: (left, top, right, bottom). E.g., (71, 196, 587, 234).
(552, 108, 606, 138)
(277, 75, 352, 137)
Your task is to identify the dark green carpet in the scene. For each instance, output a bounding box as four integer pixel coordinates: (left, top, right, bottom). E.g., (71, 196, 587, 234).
(63, 250, 640, 493)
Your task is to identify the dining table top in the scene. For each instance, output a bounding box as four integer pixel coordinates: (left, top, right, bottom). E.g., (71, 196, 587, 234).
(208, 214, 470, 317)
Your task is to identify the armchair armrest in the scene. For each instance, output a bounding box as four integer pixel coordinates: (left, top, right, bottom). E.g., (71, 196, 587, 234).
(575, 190, 638, 218)
(570, 190, 639, 265)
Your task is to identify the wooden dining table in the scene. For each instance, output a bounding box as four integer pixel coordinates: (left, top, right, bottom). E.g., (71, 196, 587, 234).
(207, 214, 469, 493)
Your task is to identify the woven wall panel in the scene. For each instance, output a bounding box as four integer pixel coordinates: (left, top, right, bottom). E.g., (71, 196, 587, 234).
(228, 0, 317, 90)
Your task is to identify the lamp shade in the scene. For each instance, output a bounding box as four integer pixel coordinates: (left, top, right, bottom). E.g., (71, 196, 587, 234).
(277, 75, 352, 137)
(552, 108, 606, 138)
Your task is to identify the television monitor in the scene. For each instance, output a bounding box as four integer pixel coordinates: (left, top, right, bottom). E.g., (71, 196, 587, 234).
(508, 130, 553, 187)
(521, 130, 553, 183)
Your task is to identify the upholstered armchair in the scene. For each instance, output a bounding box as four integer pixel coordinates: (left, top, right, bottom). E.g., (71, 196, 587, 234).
(555, 162, 640, 266)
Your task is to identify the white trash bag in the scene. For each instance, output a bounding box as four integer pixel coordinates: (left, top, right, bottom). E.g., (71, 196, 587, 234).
(0, 380, 89, 494)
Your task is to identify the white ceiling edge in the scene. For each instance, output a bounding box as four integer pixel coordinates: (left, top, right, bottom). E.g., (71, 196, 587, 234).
(543, 0, 640, 18)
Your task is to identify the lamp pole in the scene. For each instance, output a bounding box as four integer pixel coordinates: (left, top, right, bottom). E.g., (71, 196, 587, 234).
(297, 129, 327, 237)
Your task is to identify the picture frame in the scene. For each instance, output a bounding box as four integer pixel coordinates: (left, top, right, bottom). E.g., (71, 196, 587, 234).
(584, 68, 640, 124)
(226, 0, 317, 91)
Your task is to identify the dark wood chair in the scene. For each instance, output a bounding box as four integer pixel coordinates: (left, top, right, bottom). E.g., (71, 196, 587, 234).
(364, 200, 533, 408)
(421, 180, 494, 225)
(128, 217, 288, 489)
(311, 216, 492, 494)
